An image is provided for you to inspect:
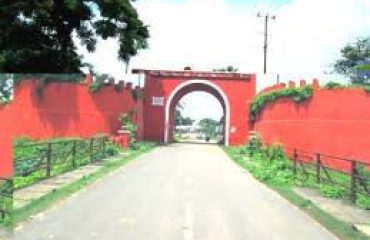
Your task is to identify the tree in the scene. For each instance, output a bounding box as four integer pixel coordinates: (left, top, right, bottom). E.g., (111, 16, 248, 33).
(333, 37, 370, 84)
(213, 66, 239, 73)
(175, 109, 194, 126)
(198, 118, 220, 141)
(0, 75, 13, 103)
(0, 0, 149, 74)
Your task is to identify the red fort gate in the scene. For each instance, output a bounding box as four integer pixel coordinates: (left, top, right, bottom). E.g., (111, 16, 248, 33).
(133, 69, 256, 146)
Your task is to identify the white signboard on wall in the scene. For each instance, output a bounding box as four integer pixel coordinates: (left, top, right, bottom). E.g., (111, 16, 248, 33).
(152, 97, 164, 106)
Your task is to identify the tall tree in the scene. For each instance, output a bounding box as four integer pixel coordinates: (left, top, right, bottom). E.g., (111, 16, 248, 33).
(333, 37, 370, 84)
(0, 0, 149, 74)
(198, 118, 220, 140)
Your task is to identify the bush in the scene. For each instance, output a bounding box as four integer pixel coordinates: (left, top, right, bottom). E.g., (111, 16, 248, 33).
(246, 133, 263, 155)
(323, 81, 346, 90)
(105, 143, 121, 156)
(267, 144, 286, 161)
(356, 194, 370, 210)
(361, 85, 370, 93)
(319, 185, 346, 199)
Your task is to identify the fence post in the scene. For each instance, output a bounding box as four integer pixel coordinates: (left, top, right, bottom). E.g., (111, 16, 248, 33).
(72, 140, 77, 168)
(46, 143, 52, 177)
(316, 153, 321, 184)
(293, 149, 297, 175)
(90, 138, 94, 163)
(350, 161, 357, 203)
(102, 137, 107, 159)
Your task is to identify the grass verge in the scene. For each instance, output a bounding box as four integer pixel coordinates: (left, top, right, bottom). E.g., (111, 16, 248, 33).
(272, 186, 368, 240)
(13, 142, 157, 225)
(223, 146, 369, 240)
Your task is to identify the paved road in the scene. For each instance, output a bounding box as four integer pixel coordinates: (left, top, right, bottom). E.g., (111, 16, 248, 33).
(14, 144, 337, 240)
(0, 228, 11, 240)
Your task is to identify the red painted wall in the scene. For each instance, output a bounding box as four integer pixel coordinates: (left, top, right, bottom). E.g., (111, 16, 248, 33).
(142, 72, 256, 145)
(254, 85, 370, 169)
(0, 133, 12, 178)
(0, 77, 141, 140)
(0, 76, 145, 177)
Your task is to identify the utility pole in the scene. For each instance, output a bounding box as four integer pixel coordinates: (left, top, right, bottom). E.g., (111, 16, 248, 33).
(257, 12, 276, 74)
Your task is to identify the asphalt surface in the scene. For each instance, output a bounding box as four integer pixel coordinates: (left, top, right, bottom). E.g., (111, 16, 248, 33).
(14, 144, 338, 240)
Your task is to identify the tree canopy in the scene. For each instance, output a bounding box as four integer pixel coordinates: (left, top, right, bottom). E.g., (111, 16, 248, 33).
(333, 37, 370, 84)
(198, 118, 220, 139)
(0, 75, 13, 103)
(175, 109, 194, 126)
(0, 0, 149, 73)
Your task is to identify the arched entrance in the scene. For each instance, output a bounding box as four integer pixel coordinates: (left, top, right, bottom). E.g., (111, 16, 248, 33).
(165, 79, 230, 145)
(132, 69, 256, 146)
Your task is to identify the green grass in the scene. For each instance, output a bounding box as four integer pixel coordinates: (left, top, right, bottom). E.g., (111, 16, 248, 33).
(14, 136, 113, 189)
(273, 186, 369, 240)
(0, 191, 12, 228)
(13, 142, 157, 225)
(224, 146, 369, 240)
(0, 179, 13, 228)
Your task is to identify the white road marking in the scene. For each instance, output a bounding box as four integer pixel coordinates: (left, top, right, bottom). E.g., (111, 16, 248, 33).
(183, 202, 194, 240)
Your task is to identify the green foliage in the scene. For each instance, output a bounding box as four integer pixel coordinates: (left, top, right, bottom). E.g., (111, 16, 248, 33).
(0, 74, 13, 103)
(105, 143, 121, 157)
(226, 137, 370, 209)
(250, 85, 313, 122)
(119, 113, 138, 145)
(362, 85, 370, 93)
(319, 185, 346, 199)
(89, 80, 104, 93)
(225, 139, 370, 240)
(323, 81, 346, 90)
(175, 108, 195, 126)
(0, 0, 149, 73)
(13, 141, 157, 224)
(356, 194, 370, 210)
(198, 118, 220, 140)
(225, 139, 294, 187)
(266, 144, 286, 161)
(14, 136, 111, 189)
(0, 180, 13, 226)
(333, 37, 370, 84)
(245, 133, 263, 154)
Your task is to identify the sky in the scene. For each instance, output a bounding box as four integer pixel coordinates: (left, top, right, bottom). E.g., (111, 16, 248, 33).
(77, 0, 370, 121)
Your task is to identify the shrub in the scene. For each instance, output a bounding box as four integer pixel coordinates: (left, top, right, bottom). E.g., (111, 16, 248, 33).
(362, 85, 370, 93)
(356, 194, 370, 210)
(267, 144, 286, 161)
(89, 80, 104, 93)
(119, 113, 138, 146)
(105, 143, 121, 156)
(246, 133, 263, 155)
(323, 81, 346, 90)
(319, 185, 346, 199)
